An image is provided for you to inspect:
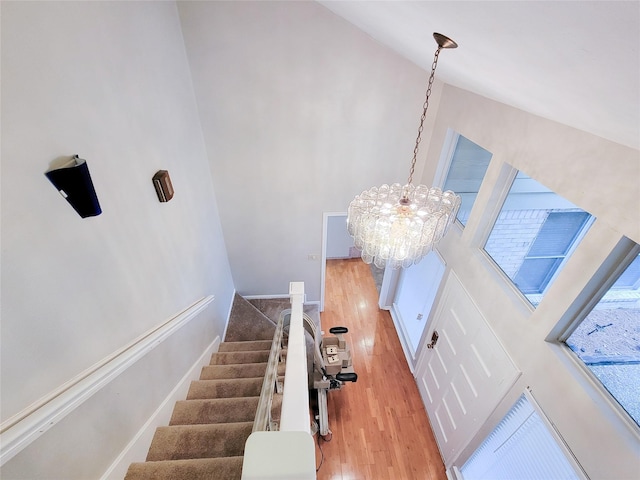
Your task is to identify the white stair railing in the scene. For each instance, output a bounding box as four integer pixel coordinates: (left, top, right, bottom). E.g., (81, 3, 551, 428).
(251, 309, 285, 433)
(241, 282, 316, 479)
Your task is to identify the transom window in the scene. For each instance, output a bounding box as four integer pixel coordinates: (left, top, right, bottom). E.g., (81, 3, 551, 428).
(484, 172, 593, 306)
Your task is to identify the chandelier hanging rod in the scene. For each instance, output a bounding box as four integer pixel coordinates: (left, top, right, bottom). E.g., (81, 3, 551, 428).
(403, 33, 458, 204)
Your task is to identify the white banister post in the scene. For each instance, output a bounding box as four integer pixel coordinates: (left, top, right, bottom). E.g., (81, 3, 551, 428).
(280, 282, 310, 433)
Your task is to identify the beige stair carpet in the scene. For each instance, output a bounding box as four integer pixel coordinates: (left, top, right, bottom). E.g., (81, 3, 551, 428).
(125, 341, 272, 480)
(125, 297, 295, 480)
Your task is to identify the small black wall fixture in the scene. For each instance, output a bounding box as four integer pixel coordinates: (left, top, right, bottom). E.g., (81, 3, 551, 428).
(45, 155, 102, 218)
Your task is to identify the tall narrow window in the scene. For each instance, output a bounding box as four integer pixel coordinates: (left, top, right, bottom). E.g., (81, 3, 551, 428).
(484, 172, 593, 306)
(563, 247, 640, 427)
(442, 134, 492, 226)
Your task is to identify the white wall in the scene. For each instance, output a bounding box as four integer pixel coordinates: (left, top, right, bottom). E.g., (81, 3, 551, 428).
(178, 1, 442, 302)
(422, 86, 640, 478)
(0, 2, 234, 477)
(326, 215, 354, 259)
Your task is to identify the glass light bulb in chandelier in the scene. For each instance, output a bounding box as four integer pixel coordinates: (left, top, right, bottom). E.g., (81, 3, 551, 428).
(347, 33, 461, 269)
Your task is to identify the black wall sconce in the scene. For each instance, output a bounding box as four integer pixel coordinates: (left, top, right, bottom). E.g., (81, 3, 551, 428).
(152, 170, 174, 202)
(45, 155, 102, 218)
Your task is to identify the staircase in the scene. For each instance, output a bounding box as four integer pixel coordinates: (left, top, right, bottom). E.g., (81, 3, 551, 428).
(124, 294, 316, 480)
(125, 294, 286, 480)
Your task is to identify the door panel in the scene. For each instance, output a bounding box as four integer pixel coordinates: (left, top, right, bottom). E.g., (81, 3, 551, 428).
(416, 272, 520, 467)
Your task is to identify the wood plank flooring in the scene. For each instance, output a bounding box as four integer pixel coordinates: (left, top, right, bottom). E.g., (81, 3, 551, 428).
(316, 258, 446, 480)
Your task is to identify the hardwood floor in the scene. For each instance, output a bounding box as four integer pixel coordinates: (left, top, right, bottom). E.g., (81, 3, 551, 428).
(316, 259, 446, 480)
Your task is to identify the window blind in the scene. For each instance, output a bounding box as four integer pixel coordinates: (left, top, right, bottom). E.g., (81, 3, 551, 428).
(460, 394, 581, 480)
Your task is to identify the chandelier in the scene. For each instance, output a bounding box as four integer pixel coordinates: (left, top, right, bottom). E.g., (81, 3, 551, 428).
(347, 33, 461, 269)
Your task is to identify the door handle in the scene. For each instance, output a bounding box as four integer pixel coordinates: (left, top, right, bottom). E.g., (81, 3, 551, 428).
(427, 330, 439, 349)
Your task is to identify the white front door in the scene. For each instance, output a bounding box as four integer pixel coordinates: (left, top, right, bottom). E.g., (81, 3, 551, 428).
(415, 272, 520, 467)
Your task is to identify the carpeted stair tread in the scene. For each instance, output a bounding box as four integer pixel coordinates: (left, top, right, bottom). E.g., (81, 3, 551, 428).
(218, 340, 273, 352)
(170, 397, 259, 425)
(125, 456, 243, 480)
(200, 362, 285, 380)
(209, 350, 270, 365)
(146, 422, 253, 461)
(187, 378, 263, 399)
(200, 362, 267, 380)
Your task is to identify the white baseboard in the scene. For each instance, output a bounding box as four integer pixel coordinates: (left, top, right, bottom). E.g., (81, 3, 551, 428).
(242, 294, 319, 307)
(221, 289, 237, 346)
(243, 294, 289, 300)
(389, 303, 416, 374)
(446, 465, 462, 480)
(101, 335, 221, 480)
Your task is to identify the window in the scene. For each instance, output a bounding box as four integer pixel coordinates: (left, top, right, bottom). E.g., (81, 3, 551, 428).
(484, 172, 593, 306)
(442, 134, 492, 226)
(461, 393, 583, 480)
(513, 212, 591, 294)
(564, 248, 640, 427)
(611, 254, 640, 289)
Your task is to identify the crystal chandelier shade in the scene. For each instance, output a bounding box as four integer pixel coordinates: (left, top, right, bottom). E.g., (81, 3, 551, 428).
(347, 33, 460, 269)
(348, 183, 460, 269)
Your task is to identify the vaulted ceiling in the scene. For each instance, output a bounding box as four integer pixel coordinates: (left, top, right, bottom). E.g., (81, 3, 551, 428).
(318, 1, 640, 150)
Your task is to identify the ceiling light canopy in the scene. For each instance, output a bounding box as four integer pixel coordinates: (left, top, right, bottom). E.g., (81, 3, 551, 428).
(347, 33, 461, 269)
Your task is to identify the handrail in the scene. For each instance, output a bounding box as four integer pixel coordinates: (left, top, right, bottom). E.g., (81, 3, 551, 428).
(252, 309, 286, 432)
(242, 282, 315, 479)
(0, 296, 215, 467)
(279, 282, 311, 433)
